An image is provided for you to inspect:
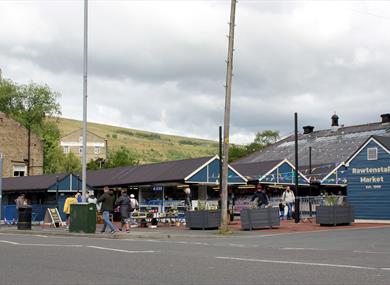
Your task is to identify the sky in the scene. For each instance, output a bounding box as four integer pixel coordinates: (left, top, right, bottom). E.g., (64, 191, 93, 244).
(1, 0, 390, 144)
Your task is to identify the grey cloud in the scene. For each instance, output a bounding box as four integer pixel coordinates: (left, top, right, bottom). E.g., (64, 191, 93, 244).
(1, 1, 390, 144)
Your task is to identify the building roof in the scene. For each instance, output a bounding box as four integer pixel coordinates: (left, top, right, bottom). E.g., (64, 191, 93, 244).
(2, 173, 68, 191)
(235, 121, 390, 166)
(61, 128, 106, 141)
(86, 156, 214, 187)
(373, 135, 390, 151)
(231, 160, 283, 180)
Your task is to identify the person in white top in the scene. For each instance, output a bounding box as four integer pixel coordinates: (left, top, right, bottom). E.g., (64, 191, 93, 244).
(282, 186, 295, 220)
(129, 194, 139, 226)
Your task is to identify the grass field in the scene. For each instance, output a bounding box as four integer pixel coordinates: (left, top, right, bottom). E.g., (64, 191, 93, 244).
(56, 117, 218, 164)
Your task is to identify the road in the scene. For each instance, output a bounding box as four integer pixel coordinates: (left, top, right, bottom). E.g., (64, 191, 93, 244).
(0, 227, 389, 285)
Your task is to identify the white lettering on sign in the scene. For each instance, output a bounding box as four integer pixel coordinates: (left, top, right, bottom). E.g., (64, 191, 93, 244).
(360, 176, 384, 183)
(352, 166, 390, 174)
(365, 185, 383, 189)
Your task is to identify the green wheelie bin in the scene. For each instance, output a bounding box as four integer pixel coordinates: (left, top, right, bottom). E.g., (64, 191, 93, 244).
(69, 203, 97, 233)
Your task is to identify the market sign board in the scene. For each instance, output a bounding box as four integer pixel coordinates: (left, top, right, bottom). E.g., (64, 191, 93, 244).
(351, 166, 390, 189)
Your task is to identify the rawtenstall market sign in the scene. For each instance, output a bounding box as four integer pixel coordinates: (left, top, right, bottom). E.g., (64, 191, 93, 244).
(351, 166, 390, 189)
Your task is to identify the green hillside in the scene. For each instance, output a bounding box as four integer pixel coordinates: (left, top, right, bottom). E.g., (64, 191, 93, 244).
(56, 117, 218, 164)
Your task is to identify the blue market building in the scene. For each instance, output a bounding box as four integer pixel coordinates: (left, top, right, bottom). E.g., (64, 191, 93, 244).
(345, 136, 390, 220)
(1, 173, 94, 222)
(233, 113, 390, 219)
(1, 156, 247, 222)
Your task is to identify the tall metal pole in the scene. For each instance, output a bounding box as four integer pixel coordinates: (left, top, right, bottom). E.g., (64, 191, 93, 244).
(81, 0, 88, 203)
(294, 113, 300, 223)
(219, 126, 223, 190)
(220, 0, 237, 232)
(0, 153, 3, 224)
(309, 146, 312, 217)
(55, 176, 59, 209)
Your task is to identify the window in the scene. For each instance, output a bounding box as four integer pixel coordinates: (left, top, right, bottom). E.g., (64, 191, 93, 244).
(367, 148, 378, 160)
(63, 146, 70, 154)
(94, 146, 100, 154)
(13, 165, 26, 177)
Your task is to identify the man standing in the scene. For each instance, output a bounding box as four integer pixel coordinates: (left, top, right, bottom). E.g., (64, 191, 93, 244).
(251, 184, 269, 208)
(97, 186, 116, 234)
(15, 194, 27, 210)
(115, 190, 131, 232)
(282, 186, 295, 220)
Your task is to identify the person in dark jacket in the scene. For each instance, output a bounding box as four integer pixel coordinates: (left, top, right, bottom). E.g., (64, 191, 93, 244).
(251, 184, 269, 208)
(97, 186, 116, 234)
(115, 190, 131, 232)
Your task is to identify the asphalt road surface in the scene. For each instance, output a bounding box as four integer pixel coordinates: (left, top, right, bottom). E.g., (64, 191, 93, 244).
(0, 227, 389, 285)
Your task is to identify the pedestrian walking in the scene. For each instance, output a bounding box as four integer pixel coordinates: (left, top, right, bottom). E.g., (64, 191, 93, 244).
(97, 186, 116, 234)
(282, 186, 295, 220)
(279, 199, 285, 219)
(251, 184, 269, 208)
(129, 194, 139, 227)
(63, 193, 78, 227)
(115, 190, 131, 232)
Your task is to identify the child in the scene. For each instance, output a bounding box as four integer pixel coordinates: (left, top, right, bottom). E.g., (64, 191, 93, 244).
(279, 200, 285, 219)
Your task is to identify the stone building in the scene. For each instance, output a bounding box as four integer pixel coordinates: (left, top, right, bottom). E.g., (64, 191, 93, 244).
(60, 129, 107, 163)
(0, 112, 43, 177)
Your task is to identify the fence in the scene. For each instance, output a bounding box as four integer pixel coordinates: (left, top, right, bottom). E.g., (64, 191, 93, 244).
(1, 204, 58, 224)
(234, 195, 346, 218)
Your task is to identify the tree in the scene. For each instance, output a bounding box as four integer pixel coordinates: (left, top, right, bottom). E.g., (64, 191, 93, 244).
(61, 152, 82, 173)
(0, 80, 61, 175)
(228, 130, 280, 162)
(87, 158, 106, 170)
(105, 147, 139, 168)
(228, 145, 248, 162)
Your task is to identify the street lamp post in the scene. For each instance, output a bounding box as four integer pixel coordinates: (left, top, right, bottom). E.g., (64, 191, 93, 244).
(294, 113, 300, 223)
(81, 0, 88, 203)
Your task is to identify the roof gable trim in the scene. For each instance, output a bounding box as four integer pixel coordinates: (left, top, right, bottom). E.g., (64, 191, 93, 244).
(345, 136, 390, 166)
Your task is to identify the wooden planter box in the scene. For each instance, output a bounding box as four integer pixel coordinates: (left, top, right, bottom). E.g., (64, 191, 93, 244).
(185, 210, 221, 230)
(316, 205, 354, 226)
(240, 207, 280, 230)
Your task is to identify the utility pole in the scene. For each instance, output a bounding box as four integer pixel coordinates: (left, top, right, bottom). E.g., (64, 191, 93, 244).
(220, 0, 237, 233)
(81, 0, 88, 203)
(0, 153, 3, 224)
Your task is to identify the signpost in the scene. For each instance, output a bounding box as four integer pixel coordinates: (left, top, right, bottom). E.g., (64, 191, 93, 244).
(44, 208, 63, 228)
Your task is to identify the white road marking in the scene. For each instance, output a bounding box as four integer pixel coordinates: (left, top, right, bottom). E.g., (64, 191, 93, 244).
(353, 250, 390, 255)
(22, 244, 83, 247)
(216, 256, 390, 271)
(0, 239, 82, 247)
(281, 247, 328, 251)
(87, 245, 159, 254)
(223, 225, 390, 240)
(0, 240, 20, 245)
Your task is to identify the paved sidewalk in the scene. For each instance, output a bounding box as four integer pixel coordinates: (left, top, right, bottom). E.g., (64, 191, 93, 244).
(1, 219, 389, 240)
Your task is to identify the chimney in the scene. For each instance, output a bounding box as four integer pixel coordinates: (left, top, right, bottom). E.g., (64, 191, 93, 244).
(331, 113, 339, 127)
(381, 113, 390, 124)
(303, 125, 314, 134)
